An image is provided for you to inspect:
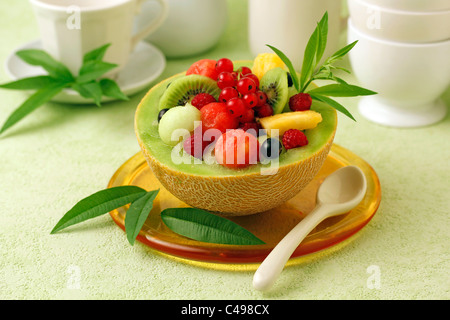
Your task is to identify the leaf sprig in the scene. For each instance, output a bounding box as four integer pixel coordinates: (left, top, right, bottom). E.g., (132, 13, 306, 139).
(51, 186, 265, 246)
(267, 12, 377, 121)
(0, 43, 128, 135)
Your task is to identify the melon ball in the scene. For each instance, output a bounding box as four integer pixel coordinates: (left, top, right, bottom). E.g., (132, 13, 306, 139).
(158, 104, 201, 146)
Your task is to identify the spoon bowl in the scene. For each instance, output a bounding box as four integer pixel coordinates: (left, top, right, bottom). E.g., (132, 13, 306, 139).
(253, 165, 367, 291)
(317, 165, 367, 212)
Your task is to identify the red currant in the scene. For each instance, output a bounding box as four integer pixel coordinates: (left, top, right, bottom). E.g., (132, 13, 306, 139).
(255, 103, 273, 118)
(218, 87, 239, 103)
(236, 77, 257, 95)
(231, 71, 238, 81)
(215, 58, 234, 74)
(243, 73, 260, 88)
(239, 107, 255, 123)
(237, 66, 252, 78)
(256, 91, 268, 106)
(242, 93, 258, 108)
(226, 98, 246, 118)
(217, 72, 236, 89)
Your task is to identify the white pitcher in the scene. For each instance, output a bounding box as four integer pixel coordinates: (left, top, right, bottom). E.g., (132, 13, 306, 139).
(140, 0, 228, 58)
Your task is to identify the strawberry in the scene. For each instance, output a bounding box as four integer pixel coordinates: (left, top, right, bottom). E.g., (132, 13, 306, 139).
(186, 59, 219, 80)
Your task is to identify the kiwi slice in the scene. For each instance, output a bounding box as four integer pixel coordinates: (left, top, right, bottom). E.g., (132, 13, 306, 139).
(159, 75, 220, 110)
(259, 68, 289, 114)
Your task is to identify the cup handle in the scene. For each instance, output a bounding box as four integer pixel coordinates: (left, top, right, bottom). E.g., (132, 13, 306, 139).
(131, 0, 168, 50)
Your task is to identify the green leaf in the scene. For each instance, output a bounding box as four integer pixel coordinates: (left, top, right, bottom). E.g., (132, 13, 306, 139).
(125, 190, 159, 245)
(310, 93, 356, 121)
(50, 186, 147, 234)
(99, 78, 129, 101)
(315, 12, 329, 67)
(300, 21, 320, 91)
(0, 76, 61, 91)
(331, 66, 352, 74)
(76, 61, 117, 84)
(15, 49, 73, 81)
(71, 81, 103, 106)
(161, 208, 265, 245)
(0, 81, 67, 134)
(266, 44, 299, 92)
(333, 77, 348, 85)
(83, 43, 111, 64)
(325, 40, 358, 65)
(308, 84, 377, 97)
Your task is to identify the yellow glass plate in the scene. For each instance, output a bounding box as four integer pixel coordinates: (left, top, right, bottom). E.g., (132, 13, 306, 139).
(108, 144, 381, 270)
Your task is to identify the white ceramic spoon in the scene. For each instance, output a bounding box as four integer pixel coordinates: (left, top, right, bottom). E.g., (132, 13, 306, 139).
(253, 165, 367, 291)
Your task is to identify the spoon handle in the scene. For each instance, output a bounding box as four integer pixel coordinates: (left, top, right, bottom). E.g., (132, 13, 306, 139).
(253, 204, 330, 291)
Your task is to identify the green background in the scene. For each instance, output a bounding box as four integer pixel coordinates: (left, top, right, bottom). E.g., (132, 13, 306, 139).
(1, 0, 449, 299)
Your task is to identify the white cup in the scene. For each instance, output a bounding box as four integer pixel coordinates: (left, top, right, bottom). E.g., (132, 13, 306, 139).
(139, 0, 228, 58)
(347, 19, 450, 127)
(359, 0, 450, 12)
(248, 0, 344, 70)
(347, 0, 450, 43)
(29, 0, 168, 76)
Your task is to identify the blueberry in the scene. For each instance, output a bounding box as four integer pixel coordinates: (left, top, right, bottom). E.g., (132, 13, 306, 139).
(260, 138, 282, 161)
(287, 72, 293, 87)
(158, 108, 169, 122)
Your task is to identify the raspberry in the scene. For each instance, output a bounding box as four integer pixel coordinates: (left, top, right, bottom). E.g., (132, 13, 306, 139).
(191, 93, 217, 110)
(282, 129, 308, 150)
(254, 103, 273, 118)
(183, 130, 210, 159)
(239, 122, 260, 136)
(289, 93, 312, 111)
(239, 108, 255, 123)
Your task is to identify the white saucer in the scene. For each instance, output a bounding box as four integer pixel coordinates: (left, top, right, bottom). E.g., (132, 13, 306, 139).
(358, 96, 448, 128)
(4, 39, 166, 104)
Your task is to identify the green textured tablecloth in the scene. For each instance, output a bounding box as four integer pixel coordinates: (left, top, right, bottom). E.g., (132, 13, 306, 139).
(1, 0, 449, 300)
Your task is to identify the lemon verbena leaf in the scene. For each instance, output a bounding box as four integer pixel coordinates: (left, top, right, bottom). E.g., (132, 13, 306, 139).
(50, 186, 147, 234)
(0, 81, 68, 135)
(71, 81, 103, 106)
(125, 190, 159, 245)
(83, 43, 111, 64)
(266, 44, 299, 92)
(325, 41, 358, 65)
(0, 76, 62, 91)
(315, 12, 329, 67)
(76, 61, 117, 84)
(161, 208, 265, 245)
(16, 49, 74, 81)
(310, 93, 356, 121)
(308, 84, 377, 97)
(300, 21, 320, 91)
(99, 78, 129, 101)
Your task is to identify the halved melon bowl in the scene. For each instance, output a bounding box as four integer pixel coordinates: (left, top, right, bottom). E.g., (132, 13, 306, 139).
(135, 62, 337, 216)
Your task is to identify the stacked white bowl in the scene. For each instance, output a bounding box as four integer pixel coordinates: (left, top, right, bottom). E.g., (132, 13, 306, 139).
(346, 0, 450, 127)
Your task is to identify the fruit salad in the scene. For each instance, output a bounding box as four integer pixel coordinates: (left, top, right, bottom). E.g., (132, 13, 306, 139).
(157, 55, 323, 169)
(135, 12, 375, 215)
